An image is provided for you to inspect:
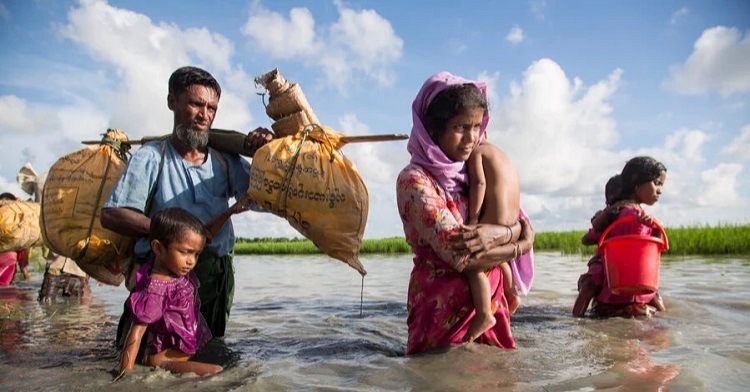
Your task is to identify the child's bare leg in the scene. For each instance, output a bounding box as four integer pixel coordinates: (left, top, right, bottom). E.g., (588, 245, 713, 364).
(573, 276, 598, 317)
(649, 291, 666, 312)
(145, 349, 223, 376)
(159, 360, 223, 376)
(464, 270, 496, 343)
(501, 263, 520, 315)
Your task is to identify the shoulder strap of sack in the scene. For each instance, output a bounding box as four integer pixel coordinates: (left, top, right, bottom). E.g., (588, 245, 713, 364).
(144, 140, 167, 216)
(210, 147, 230, 195)
(124, 139, 167, 292)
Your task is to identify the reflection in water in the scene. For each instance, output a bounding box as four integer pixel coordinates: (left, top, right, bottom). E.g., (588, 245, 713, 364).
(546, 319, 682, 391)
(0, 254, 748, 391)
(0, 286, 33, 354)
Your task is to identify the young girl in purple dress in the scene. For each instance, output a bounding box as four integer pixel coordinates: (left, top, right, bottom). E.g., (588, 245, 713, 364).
(115, 208, 222, 380)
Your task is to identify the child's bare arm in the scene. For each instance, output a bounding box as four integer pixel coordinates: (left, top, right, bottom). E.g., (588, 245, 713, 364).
(636, 211, 663, 239)
(467, 153, 486, 225)
(581, 232, 599, 246)
(581, 209, 606, 245)
(113, 323, 147, 382)
(590, 209, 610, 232)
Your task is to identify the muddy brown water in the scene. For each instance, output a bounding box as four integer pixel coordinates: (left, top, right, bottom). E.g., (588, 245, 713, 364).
(1, 253, 749, 391)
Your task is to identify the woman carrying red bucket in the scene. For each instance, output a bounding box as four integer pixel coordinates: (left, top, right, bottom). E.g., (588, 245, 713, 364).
(574, 156, 669, 318)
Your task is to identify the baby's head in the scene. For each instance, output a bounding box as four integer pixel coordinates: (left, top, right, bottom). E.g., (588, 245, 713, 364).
(604, 174, 622, 206)
(423, 84, 487, 143)
(0, 192, 17, 201)
(149, 208, 207, 276)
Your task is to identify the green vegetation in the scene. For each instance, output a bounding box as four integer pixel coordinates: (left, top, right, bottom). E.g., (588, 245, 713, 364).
(28, 247, 46, 273)
(535, 224, 750, 256)
(235, 224, 750, 256)
(234, 237, 411, 254)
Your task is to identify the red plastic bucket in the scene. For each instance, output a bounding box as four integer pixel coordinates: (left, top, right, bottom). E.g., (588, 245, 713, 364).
(598, 215, 669, 295)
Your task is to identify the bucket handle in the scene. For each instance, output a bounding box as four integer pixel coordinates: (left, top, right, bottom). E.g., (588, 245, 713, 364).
(597, 215, 669, 254)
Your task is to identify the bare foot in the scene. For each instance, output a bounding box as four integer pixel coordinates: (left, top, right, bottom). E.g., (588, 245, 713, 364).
(507, 294, 521, 315)
(464, 312, 496, 343)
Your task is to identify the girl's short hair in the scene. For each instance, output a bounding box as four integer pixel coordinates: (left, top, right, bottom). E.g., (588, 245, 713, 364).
(149, 207, 207, 247)
(423, 84, 487, 142)
(620, 156, 667, 196)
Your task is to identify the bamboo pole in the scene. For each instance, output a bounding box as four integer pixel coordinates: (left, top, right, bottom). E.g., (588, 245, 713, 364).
(81, 129, 408, 157)
(82, 129, 408, 146)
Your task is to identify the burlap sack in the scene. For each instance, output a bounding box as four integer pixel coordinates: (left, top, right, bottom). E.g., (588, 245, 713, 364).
(0, 200, 42, 252)
(255, 69, 320, 137)
(255, 68, 289, 95)
(16, 163, 40, 200)
(248, 125, 368, 275)
(271, 111, 315, 138)
(265, 84, 319, 123)
(40, 129, 134, 286)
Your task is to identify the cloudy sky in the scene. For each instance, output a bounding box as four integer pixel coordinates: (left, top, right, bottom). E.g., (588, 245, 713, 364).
(1, 0, 748, 240)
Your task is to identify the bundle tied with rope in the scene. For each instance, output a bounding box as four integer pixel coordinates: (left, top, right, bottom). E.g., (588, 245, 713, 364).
(40, 128, 135, 286)
(0, 199, 42, 253)
(250, 69, 369, 276)
(249, 125, 369, 275)
(255, 68, 321, 138)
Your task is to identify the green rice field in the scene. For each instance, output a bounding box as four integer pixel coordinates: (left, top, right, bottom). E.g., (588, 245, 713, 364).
(235, 224, 750, 256)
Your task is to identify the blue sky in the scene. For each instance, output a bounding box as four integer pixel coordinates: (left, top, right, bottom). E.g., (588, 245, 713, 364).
(1, 0, 748, 240)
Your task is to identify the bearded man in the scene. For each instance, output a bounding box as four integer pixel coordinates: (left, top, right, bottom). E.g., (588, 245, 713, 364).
(102, 66, 273, 344)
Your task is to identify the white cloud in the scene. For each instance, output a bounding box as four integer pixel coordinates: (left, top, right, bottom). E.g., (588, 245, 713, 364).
(506, 26, 525, 45)
(697, 163, 743, 207)
(232, 210, 301, 239)
(664, 128, 709, 164)
(0, 96, 35, 132)
(59, 0, 254, 136)
(241, 7, 319, 59)
(530, 0, 546, 20)
(670, 7, 690, 25)
(0, 94, 107, 183)
(337, 114, 405, 185)
(477, 59, 628, 231)
(492, 59, 622, 195)
(477, 71, 500, 111)
(241, 1, 403, 93)
(722, 124, 750, 161)
(0, 175, 25, 199)
(668, 26, 750, 96)
(335, 113, 408, 238)
(480, 60, 743, 231)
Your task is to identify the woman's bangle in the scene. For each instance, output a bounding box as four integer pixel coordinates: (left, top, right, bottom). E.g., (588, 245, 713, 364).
(512, 242, 519, 260)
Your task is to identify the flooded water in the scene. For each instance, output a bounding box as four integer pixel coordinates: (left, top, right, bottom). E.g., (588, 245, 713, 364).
(1, 252, 749, 391)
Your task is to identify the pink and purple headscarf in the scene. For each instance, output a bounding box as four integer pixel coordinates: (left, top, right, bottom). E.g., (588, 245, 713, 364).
(407, 71, 489, 193)
(407, 71, 535, 295)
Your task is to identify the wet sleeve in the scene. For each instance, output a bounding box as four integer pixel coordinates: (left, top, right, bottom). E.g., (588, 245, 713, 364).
(127, 290, 165, 325)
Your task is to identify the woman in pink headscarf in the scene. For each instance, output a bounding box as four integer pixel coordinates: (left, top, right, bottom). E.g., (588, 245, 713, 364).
(396, 72, 535, 355)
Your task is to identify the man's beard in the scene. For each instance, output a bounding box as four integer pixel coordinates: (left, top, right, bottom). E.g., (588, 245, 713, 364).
(175, 123, 209, 149)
